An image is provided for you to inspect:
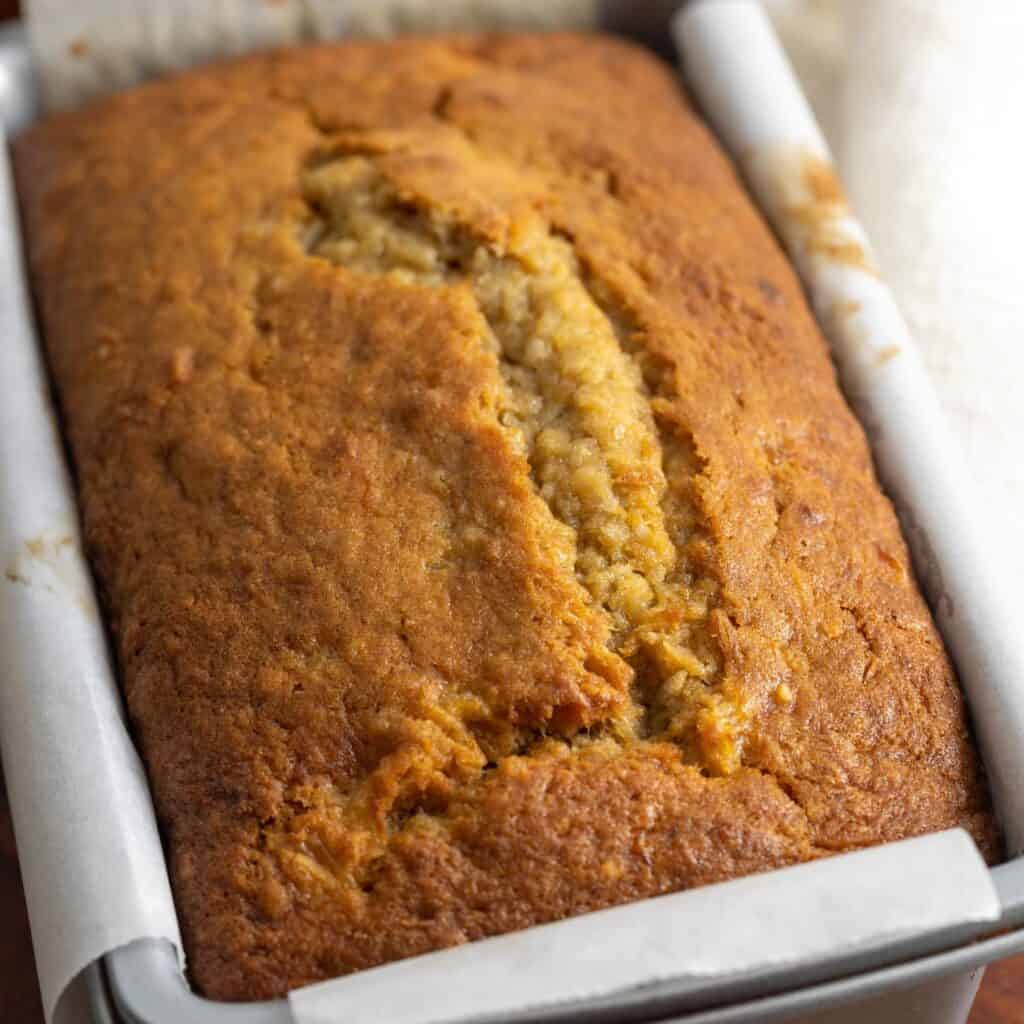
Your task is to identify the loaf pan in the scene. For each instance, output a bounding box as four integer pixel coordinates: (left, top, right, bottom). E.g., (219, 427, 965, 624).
(2, 7, 1023, 1024)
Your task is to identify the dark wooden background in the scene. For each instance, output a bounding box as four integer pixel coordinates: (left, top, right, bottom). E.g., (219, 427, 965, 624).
(0, 1, 1020, 1020)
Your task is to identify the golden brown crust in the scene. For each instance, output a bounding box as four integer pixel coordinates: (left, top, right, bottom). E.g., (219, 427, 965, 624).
(14, 32, 997, 1001)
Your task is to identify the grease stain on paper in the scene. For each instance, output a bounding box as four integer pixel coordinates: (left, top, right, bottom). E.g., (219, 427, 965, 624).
(873, 344, 901, 367)
(744, 145, 878, 276)
(793, 153, 877, 274)
(4, 531, 96, 619)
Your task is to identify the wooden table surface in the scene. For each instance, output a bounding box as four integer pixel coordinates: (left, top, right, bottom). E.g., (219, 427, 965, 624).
(1, 1, 1022, 1021)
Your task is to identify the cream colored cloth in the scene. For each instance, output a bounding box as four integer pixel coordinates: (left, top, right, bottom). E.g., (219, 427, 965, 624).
(768, 0, 1024, 584)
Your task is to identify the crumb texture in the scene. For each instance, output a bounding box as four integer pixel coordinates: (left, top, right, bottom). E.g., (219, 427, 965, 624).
(13, 32, 997, 1001)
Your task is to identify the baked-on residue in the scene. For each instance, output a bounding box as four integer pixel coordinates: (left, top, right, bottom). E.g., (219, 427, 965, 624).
(14, 33, 996, 1000)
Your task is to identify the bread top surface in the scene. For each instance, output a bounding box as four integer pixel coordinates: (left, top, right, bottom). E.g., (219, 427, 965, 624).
(14, 32, 996, 1000)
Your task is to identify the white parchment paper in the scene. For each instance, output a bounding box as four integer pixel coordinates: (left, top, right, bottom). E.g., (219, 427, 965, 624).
(25, 0, 601, 110)
(0, 1, 1013, 1021)
(289, 830, 998, 1024)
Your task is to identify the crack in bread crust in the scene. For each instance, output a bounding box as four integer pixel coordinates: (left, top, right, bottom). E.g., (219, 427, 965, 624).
(301, 154, 750, 789)
(255, 149, 758, 897)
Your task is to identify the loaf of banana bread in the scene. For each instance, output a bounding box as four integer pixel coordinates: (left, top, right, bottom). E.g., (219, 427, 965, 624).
(13, 32, 997, 1001)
